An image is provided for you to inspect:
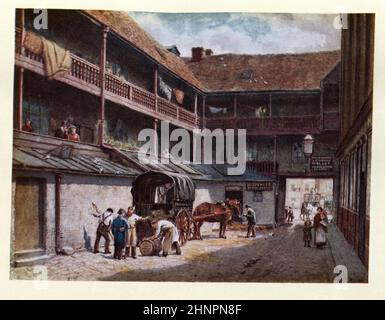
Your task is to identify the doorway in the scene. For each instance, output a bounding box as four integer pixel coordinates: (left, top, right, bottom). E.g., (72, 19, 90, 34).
(14, 178, 45, 252)
(285, 178, 334, 220)
(225, 188, 243, 221)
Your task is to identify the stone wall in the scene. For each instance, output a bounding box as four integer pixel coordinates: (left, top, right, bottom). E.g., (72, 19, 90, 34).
(59, 175, 133, 251)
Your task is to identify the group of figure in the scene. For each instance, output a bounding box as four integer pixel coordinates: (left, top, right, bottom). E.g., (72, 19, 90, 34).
(21, 119, 80, 142)
(54, 120, 80, 142)
(91, 204, 181, 260)
(302, 207, 329, 249)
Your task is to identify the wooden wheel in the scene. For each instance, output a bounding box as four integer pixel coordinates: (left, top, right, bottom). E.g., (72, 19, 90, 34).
(175, 209, 191, 246)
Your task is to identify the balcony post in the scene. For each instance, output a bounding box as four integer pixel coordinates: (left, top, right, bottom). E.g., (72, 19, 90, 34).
(20, 9, 25, 56)
(202, 96, 206, 128)
(233, 95, 238, 130)
(269, 93, 273, 130)
(273, 135, 277, 174)
(98, 25, 109, 146)
(17, 9, 25, 131)
(320, 82, 324, 131)
(17, 67, 24, 130)
(153, 65, 158, 112)
(194, 93, 198, 125)
(153, 118, 159, 156)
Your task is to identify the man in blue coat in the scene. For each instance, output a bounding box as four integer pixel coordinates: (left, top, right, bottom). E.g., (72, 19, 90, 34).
(112, 209, 128, 259)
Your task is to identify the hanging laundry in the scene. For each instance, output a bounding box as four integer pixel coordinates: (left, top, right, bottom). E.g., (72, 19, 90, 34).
(158, 76, 172, 101)
(173, 89, 185, 105)
(23, 31, 71, 79)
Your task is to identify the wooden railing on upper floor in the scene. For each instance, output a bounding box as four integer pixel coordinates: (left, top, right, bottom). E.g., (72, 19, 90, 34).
(14, 28, 199, 129)
(205, 115, 321, 134)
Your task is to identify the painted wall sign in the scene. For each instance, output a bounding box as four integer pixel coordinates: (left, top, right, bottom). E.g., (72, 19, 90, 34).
(311, 156, 333, 172)
(246, 181, 273, 191)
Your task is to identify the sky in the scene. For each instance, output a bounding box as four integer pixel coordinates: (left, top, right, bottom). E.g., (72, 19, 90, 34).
(128, 12, 341, 56)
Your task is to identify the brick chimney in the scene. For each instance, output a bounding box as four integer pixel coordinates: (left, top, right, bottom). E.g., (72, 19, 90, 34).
(191, 47, 204, 62)
(205, 49, 213, 56)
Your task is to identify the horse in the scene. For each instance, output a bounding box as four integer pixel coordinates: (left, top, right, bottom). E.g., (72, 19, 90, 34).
(192, 200, 241, 239)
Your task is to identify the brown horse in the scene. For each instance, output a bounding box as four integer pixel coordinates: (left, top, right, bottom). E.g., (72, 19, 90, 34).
(192, 200, 241, 239)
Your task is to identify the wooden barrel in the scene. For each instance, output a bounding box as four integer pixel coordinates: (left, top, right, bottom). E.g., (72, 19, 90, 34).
(139, 238, 162, 256)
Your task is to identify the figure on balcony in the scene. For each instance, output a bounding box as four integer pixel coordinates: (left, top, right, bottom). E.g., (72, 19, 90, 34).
(22, 119, 34, 132)
(54, 121, 69, 139)
(68, 125, 80, 142)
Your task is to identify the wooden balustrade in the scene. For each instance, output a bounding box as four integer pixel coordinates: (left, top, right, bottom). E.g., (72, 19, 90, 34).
(158, 97, 177, 118)
(246, 160, 277, 174)
(15, 27, 22, 54)
(132, 86, 156, 111)
(178, 107, 197, 125)
(105, 73, 130, 99)
(15, 36, 200, 128)
(70, 55, 100, 87)
(205, 115, 321, 133)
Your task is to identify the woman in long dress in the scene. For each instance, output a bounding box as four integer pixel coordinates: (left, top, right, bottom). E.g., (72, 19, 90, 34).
(313, 207, 328, 249)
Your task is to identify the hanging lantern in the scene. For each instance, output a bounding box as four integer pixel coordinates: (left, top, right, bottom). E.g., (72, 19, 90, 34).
(303, 134, 314, 158)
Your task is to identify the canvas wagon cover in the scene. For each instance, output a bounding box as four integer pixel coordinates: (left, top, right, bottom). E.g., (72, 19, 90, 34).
(131, 171, 195, 204)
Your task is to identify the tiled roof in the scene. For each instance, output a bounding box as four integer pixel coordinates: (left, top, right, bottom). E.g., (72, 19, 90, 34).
(83, 10, 204, 90)
(183, 51, 340, 92)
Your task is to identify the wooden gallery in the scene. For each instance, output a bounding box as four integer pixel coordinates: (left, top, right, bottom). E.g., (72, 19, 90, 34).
(12, 9, 342, 266)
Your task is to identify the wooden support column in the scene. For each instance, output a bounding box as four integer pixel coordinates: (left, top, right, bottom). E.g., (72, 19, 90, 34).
(202, 96, 206, 128)
(273, 135, 277, 174)
(153, 118, 159, 156)
(153, 65, 158, 112)
(269, 93, 273, 118)
(17, 9, 25, 130)
(233, 95, 238, 130)
(17, 67, 24, 131)
(320, 81, 324, 131)
(194, 93, 198, 125)
(98, 26, 109, 146)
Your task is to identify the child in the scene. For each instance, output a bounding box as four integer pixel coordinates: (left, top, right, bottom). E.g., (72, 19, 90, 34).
(303, 219, 313, 247)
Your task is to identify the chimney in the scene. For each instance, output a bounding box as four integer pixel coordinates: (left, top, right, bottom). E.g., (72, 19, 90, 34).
(191, 47, 204, 62)
(205, 49, 213, 56)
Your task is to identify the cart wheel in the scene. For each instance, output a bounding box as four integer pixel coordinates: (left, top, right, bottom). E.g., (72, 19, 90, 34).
(175, 209, 191, 246)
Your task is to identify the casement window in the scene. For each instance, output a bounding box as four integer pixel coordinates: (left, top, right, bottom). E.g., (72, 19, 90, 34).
(22, 97, 49, 135)
(292, 142, 306, 164)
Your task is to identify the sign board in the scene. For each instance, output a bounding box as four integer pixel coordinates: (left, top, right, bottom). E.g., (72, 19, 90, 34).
(310, 156, 333, 172)
(246, 181, 273, 191)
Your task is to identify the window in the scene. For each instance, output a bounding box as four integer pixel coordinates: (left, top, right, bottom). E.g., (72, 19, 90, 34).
(253, 191, 263, 202)
(292, 142, 306, 164)
(22, 97, 49, 135)
(247, 141, 257, 161)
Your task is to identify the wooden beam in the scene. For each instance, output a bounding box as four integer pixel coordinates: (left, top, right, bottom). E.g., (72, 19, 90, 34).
(202, 96, 206, 128)
(194, 93, 198, 125)
(269, 93, 273, 118)
(17, 67, 24, 130)
(320, 82, 324, 131)
(153, 65, 158, 112)
(273, 135, 277, 174)
(98, 25, 109, 146)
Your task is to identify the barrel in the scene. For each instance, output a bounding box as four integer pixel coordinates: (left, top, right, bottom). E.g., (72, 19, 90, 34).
(139, 238, 162, 256)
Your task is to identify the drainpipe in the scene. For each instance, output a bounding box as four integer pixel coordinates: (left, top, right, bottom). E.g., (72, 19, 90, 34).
(98, 25, 109, 146)
(55, 174, 63, 253)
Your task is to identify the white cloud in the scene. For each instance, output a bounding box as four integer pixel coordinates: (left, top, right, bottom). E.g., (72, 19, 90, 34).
(129, 12, 341, 56)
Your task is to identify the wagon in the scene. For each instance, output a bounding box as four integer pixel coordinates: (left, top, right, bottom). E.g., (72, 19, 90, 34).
(131, 171, 196, 245)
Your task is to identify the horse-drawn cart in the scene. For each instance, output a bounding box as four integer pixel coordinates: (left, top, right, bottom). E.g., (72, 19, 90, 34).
(131, 171, 196, 245)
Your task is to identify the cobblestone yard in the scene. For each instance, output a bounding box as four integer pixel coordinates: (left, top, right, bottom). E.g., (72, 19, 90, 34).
(10, 217, 368, 282)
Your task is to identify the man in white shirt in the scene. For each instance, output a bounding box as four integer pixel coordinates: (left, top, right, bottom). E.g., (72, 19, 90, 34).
(124, 207, 141, 259)
(92, 204, 114, 254)
(151, 219, 181, 257)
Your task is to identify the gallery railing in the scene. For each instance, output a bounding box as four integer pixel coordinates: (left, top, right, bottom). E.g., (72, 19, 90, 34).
(15, 28, 199, 128)
(205, 115, 321, 134)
